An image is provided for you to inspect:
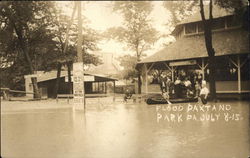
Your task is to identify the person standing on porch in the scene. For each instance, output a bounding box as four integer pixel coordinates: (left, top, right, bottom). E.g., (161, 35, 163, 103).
(200, 80, 209, 104)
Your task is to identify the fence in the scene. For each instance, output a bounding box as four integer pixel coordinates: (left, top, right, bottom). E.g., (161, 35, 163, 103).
(0, 88, 34, 100)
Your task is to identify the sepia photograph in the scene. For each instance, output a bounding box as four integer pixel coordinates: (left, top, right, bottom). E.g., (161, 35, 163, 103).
(0, 1, 249, 158)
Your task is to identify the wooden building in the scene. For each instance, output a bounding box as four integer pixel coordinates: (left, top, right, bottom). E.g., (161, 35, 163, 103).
(136, 6, 249, 99)
(24, 71, 117, 98)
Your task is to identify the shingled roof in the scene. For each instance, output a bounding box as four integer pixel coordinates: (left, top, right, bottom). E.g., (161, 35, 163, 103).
(24, 70, 118, 82)
(138, 28, 249, 64)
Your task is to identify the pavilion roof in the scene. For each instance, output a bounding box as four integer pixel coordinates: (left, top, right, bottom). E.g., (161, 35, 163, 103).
(138, 28, 249, 65)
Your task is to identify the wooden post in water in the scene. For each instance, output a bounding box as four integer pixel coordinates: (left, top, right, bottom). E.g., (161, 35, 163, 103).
(202, 58, 205, 80)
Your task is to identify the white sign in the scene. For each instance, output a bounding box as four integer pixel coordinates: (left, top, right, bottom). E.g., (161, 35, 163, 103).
(65, 75, 95, 82)
(84, 75, 95, 82)
(73, 62, 84, 107)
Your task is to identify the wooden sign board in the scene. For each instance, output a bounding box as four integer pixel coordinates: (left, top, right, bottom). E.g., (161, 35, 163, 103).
(84, 75, 95, 82)
(169, 60, 197, 67)
(65, 75, 95, 82)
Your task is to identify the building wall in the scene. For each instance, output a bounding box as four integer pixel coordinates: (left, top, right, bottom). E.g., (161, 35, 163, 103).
(241, 81, 250, 91)
(212, 81, 238, 92)
(38, 77, 70, 98)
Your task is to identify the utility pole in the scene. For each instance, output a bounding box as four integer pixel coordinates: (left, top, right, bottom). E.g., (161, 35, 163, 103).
(77, 1, 83, 63)
(73, 1, 85, 110)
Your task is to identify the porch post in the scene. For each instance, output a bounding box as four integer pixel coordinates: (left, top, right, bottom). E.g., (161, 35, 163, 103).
(105, 82, 107, 93)
(98, 82, 99, 93)
(163, 62, 174, 82)
(144, 63, 148, 94)
(102, 82, 104, 93)
(237, 55, 241, 93)
(171, 66, 174, 82)
(197, 58, 208, 80)
(202, 58, 205, 80)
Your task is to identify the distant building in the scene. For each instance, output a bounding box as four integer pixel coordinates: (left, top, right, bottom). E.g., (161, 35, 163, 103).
(87, 52, 122, 77)
(136, 5, 249, 99)
(24, 52, 123, 98)
(24, 71, 117, 98)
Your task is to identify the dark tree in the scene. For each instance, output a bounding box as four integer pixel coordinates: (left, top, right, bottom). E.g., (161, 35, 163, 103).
(0, 1, 57, 99)
(199, 0, 247, 100)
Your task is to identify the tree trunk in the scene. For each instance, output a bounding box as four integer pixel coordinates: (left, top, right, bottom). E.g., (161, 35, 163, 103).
(31, 77, 41, 99)
(208, 55, 216, 100)
(2, 10, 41, 99)
(67, 62, 72, 94)
(199, 0, 217, 101)
(136, 44, 142, 94)
(12, 23, 41, 99)
(53, 63, 62, 98)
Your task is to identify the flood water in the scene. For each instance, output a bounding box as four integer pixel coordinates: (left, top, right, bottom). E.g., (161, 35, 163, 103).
(1, 99, 250, 158)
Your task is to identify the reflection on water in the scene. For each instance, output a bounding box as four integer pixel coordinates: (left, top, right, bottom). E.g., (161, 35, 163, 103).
(1, 100, 250, 158)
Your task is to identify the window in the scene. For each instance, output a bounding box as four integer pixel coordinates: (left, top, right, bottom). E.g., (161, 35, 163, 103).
(241, 55, 250, 81)
(212, 18, 225, 30)
(226, 15, 241, 28)
(198, 22, 204, 32)
(185, 23, 197, 34)
(185, 16, 238, 35)
(213, 57, 238, 81)
(92, 82, 97, 92)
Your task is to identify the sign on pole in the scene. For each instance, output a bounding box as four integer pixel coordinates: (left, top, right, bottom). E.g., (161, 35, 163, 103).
(73, 62, 84, 109)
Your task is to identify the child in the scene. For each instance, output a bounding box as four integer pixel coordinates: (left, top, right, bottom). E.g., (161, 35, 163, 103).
(200, 80, 209, 104)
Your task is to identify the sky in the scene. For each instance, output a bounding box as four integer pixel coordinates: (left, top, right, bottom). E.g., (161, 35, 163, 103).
(57, 1, 175, 59)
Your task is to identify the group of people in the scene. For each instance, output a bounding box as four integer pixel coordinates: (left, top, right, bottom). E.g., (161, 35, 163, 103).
(159, 72, 209, 104)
